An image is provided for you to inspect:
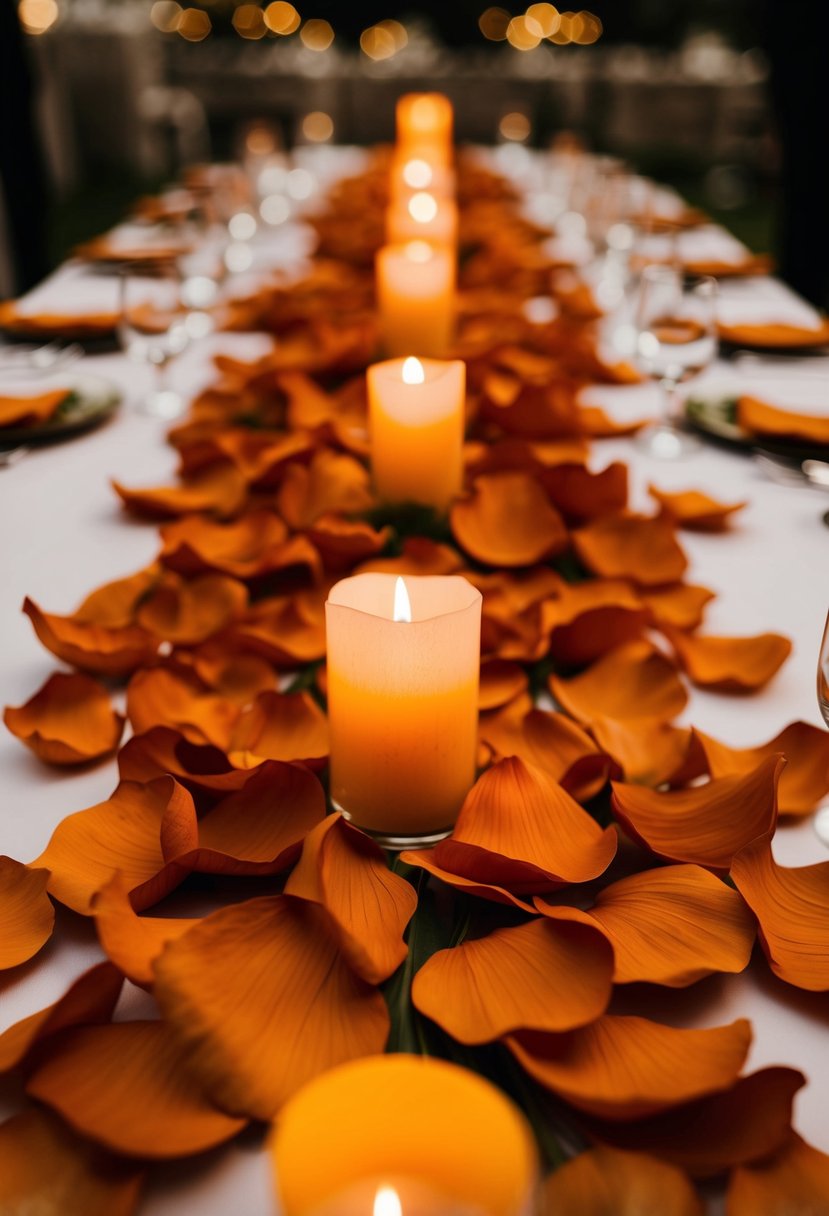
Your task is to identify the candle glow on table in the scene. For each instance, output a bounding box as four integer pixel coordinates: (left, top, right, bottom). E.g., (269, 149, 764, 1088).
(386, 191, 458, 247)
(396, 93, 454, 162)
(270, 1054, 538, 1216)
(325, 573, 481, 846)
(376, 240, 455, 358)
(368, 355, 465, 511)
(390, 156, 454, 203)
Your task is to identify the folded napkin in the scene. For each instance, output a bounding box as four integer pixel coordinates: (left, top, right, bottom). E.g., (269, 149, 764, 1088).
(738, 395, 829, 446)
(1, 264, 168, 338)
(0, 388, 71, 429)
(636, 226, 770, 277)
(75, 223, 192, 264)
(717, 285, 829, 347)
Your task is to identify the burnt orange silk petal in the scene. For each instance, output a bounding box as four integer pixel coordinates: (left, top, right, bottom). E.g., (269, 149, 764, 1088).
(158, 509, 290, 579)
(589, 716, 692, 787)
(23, 597, 157, 677)
(231, 588, 327, 667)
(451, 472, 568, 567)
(541, 461, 628, 524)
(307, 514, 391, 569)
(480, 703, 613, 803)
(93, 874, 200, 987)
(0, 962, 123, 1073)
(478, 659, 529, 710)
(398, 850, 536, 912)
(611, 755, 782, 870)
(0, 1107, 143, 1216)
(126, 666, 240, 749)
(590, 1066, 804, 1177)
(27, 1021, 247, 1157)
(731, 836, 829, 990)
(667, 628, 792, 693)
(5, 672, 125, 766)
(231, 689, 329, 766)
(542, 580, 648, 667)
(541, 1146, 703, 1216)
(112, 462, 247, 520)
(72, 565, 160, 628)
(154, 896, 390, 1119)
(639, 584, 715, 632)
(507, 1015, 751, 1120)
(118, 726, 259, 794)
(412, 918, 613, 1043)
(693, 722, 829, 816)
(34, 777, 194, 914)
(0, 856, 54, 970)
(135, 572, 248, 645)
(727, 1133, 829, 1216)
(276, 449, 373, 529)
(183, 644, 276, 704)
(285, 815, 417, 984)
(539, 864, 755, 986)
(550, 641, 687, 724)
(434, 757, 617, 893)
(358, 537, 465, 578)
(648, 485, 746, 531)
(572, 514, 687, 586)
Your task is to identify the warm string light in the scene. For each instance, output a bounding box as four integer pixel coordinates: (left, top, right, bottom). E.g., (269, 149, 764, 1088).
(18, 0, 59, 35)
(361, 19, 408, 61)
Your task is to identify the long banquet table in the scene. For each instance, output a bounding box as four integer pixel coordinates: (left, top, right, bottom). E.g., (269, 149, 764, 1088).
(1, 147, 828, 1214)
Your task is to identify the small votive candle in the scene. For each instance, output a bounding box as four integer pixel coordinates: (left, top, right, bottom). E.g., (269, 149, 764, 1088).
(390, 155, 454, 204)
(270, 1055, 539, 1216)
(367, 356, 465, 511)
(396, 93, 454, 162)
(325, 573, 481, 847)
(376, 241, 455, 358)
(385, 192, 458, 247)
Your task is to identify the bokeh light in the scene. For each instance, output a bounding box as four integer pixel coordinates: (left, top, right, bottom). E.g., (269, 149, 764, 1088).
(499, 111, 532, 141)
(506, 14, 541, 50)
(177, 7, 211, 40)
(478, 6, 510, 40)
(408, 192, 439, 223)
(302, 110, 334, 141)
(525, 3, 560, 37)
(232, 3, 266, 39)
(361, 19, 407, 60)
(18, 0, 59, 35)
(264, 2, 300, 35)
(403, 159, 433, 189)
(149, 1, 181, 33)
(299, 18, 334, 50)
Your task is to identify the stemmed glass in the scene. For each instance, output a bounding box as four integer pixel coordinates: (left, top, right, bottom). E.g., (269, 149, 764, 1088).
(633, 264, 718, 459)
(118, 264, 191, 419)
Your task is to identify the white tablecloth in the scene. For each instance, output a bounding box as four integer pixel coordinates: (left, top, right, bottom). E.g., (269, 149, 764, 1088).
(1, 219, 828, 1213)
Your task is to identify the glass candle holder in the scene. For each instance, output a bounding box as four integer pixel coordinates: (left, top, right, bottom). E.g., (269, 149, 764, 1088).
(325, 573, 482, 849)
(367, 356, 465, 512)
(376, 241, 455, 358)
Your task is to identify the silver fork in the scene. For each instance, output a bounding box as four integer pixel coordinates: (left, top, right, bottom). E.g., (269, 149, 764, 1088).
(753, 449, 829, 489)
(0, 445, 31, 469)
(0, 342, 83, 375)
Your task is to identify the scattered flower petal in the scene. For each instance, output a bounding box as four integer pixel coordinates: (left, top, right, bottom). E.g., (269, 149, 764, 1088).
(726, 1133, 829, 1216)
(451, 472, 568, 567)
(693, 722, 829, 816)
(550, 641, 687, 724)
(231, 689, 329, 766)
(573, 514, 687, 586)
(666, 628, 792, 693)
(0, 856, 54, 970)
(541, 1145, 703, 1216)
(23, 597, 157, 678)
(649, 485, 746, 531)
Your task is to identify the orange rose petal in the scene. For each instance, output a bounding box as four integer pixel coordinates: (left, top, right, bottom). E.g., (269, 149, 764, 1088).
(541, 461, 628, 524)
(93, 874, 199, 987)
(479, 380, 583, 439)
(358, 537, 465, 577)
(611, 755, 782, 870)
(26, 1021, 247, 1157)
(126, 666, 240, 750)
(112, 462, 247, 520)
(230, 589, 327, 667)
(731, 835, 829, 990)
(648, 485, 747, 531)
(187, 760, 326, 875)
(478, 659, 529, 710)
(276, 449, 374, 529)
(73, 566, 161, 628)
(183, 644, 276, 704)
(285, 815, 417, 984)
(589, 716, 692, 787)
(5, 672, 124, 766)
(578, 404, 648, 437)
(573, 514, 687, 586)
(0, 1107, 143, 1216)
(639, 584, 715, 632)
(158, 509, 290, 579)
(412, 917, 613, 1043)
(215, 430, 316, 490)
(398, 850, 536, 912)
(590, 1066, 803, 1177)
(507, 1015, 751, 1120)
(307, 514, 391, 569)
(726, 1133, 829, 1215)
(23, 597, 157, 678)
(0, 961, 123, 1073)
(34, 777, 195, 914)
(154, 896, 390, 1119)
(480, 703, 613, 802)
(451, 472, 569, 567)
(135, 572, 248, 646)
(550, 641, 687, 725)
(539, 864, 755, 986)
(541, 1146, 703, 1216)
(694, 722, 829, 815)
(231, 689, 329, 766)
(434, 757, 617, 893)
(0, 857, 54, 970)
(542, 580, 649, 667)
(118, 726, 258, 794)
(666, 628, 792, 694)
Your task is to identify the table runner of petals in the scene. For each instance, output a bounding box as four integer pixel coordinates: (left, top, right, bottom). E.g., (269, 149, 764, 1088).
(3, 148, 829, 1213)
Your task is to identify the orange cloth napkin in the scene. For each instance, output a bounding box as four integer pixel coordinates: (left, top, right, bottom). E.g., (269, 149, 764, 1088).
(738, 396, 829, 446)
(0, 388, 71, 429)
(0, 300, 118, 339)
(718, 318, 829, 349)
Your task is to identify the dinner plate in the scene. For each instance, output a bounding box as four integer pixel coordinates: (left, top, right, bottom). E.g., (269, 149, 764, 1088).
(0, 373, 122, 446)
(685, 391, 829, 463)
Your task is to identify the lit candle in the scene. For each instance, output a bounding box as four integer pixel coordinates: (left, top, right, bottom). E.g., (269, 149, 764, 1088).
(385, 191, 458, 247)
(367, 356, 465, 511)
(307, 1178, 487, 1216)
(325, 573, 481, 846)
(396, 93, 454, 163)
(390, 155, 454, 204)
(270, 1054, 538, 1216)
(376, 241, 455, 358)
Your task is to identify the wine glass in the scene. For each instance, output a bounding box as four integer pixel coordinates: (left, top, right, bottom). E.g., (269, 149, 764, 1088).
(633, 264, 718, 459)
(118, 265, 191, 419)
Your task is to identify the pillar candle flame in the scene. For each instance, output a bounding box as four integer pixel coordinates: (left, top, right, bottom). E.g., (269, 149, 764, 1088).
(401, 356, 425, 385)
(393, 576, 412, 623)
(374, 1186, 403, 1216)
